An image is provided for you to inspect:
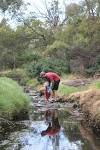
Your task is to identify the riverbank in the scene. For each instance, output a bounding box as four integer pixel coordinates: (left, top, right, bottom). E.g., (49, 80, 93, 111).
(24, 74, 100, 134)
(58, 78, 100, 134)
(1, 87, 100, 150)
(0, 77, 29, 120)
(67, 89, 100, 134)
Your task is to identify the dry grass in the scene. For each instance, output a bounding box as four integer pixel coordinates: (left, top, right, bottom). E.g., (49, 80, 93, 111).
(62, 73, 86, 81)
(69, 89, 100, 123)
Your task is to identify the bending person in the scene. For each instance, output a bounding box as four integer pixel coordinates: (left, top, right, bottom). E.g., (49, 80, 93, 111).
(40, 71, 60, 101)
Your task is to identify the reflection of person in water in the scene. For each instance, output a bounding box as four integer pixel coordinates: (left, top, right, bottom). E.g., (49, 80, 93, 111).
(41, 109, 60, 149)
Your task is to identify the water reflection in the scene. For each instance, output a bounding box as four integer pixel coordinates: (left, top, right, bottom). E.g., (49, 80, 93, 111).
(0, 107, 100, 150)
(40, 109, 83, 150)
(41, 109, 60, 150)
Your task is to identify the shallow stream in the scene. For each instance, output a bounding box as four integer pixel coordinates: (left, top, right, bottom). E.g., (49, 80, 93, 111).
(0, 91, 100, 150)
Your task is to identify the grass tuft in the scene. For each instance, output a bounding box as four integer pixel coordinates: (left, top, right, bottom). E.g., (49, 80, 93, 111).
(0, 77, 29, 119)
(89, 80, 100, 90)
(58, 84, 80, 96)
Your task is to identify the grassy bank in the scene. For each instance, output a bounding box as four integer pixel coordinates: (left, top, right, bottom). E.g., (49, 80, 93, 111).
(67, 80, 100, 130)
(58, 84, 80, 96)
(58, 77, 100, 131)
(0, 69, 29, 85)
(58, 78, 100, 96)
(0, 77, 29, 119)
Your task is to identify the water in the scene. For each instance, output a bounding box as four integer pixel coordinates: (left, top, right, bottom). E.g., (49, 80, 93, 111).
(0, 95, 100, 150)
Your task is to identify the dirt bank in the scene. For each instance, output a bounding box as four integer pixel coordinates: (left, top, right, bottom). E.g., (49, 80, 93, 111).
(68, 89, 100, 134)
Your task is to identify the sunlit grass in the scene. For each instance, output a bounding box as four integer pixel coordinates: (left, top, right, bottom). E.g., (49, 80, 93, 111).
(62, 73, 85, 80)
(58, 80, 100, 96)
(89, 80, 100, 89)
(58, 84, 80, 96)
(0, 77, 29, 119)
(26, 78, 39, 89)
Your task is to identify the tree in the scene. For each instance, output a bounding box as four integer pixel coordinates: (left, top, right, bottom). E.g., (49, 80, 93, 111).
(83, 0, 100, 17)
(66, 3, 82, 18)
(31, 0, 67, 29)
(0, 0, 23, 13)
(0, 21, 30, 70)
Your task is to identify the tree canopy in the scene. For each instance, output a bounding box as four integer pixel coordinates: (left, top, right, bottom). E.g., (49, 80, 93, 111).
(0, 0, 23, 12)
(0, 0, 100, 76)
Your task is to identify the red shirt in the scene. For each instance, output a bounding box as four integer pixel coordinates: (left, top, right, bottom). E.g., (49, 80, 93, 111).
(44, 72, 60, 81)
(46, 128, 60, 136)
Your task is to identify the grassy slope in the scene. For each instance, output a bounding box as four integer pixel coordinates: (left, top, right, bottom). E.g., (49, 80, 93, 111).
(0, 77, 29, 119)
(58, 78, 100, 96)
(58, 84, 80, 96)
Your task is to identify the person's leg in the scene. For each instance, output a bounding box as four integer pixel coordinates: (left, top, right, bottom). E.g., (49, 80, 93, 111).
(51, 80, 60, 101)
(52, 90, 56, 99)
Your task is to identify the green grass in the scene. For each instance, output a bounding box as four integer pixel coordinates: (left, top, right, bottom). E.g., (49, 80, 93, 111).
(58, 84, 80, 96)
(0, 77, 29, 119)
(94, 81, 100, 89)
(0, 69, 30, 85)
(26, 78, 39, 89)
(58, 80, 100, 96)
(89, 80, 100, 89)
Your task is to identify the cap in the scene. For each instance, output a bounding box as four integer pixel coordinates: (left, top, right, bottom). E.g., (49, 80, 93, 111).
(40, 71, 45, 77)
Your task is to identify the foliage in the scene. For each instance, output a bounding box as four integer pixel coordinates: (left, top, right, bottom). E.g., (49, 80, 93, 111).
(27, 57, 69, 79)
(0, 69, 29, 85)
(0, 0, 23, 13)
(0, 77, 29, 119)
(95, 81, 100, 89)
(46, 41, 68, 56)
(26, 78, 40, 89)
(0, 0, 100, 76)
(58, 84, 79, 96)
(0, 22, 30, 70)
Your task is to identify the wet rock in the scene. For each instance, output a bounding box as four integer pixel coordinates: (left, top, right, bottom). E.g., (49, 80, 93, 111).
(73, 103, 78, 109)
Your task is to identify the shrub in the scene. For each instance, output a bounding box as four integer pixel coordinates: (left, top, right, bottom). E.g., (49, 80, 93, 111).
(0, 69, 30, 85)
(85, 55, 100, 76)
(27, 57, 70, 79)
(0, 77, 29, 119)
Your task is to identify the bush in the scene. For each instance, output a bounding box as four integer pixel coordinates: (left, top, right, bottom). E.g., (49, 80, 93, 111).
(0, 69, 30, 85)
(0, 77, 29, 119)
(27, 57, 70, 79)
(85, 66, 97, 76)
(85, 55, 100, 76)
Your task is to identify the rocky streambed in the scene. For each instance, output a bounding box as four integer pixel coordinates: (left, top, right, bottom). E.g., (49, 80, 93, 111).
(0, 89, 100, 150)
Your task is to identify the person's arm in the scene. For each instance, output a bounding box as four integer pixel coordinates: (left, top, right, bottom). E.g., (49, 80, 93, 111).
(50, 80, 54, 90)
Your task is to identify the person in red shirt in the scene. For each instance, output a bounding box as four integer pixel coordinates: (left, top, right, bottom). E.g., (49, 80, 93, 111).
(41, 109, 60, 149)
(41, 109, 60, 136)
(40, 71, 60, 101)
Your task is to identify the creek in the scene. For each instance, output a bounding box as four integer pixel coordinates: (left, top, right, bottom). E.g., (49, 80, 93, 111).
(0, 90, 100, 150)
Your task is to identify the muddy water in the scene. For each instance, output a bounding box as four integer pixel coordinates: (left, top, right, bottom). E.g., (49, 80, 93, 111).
(0, 92, 100, 150)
